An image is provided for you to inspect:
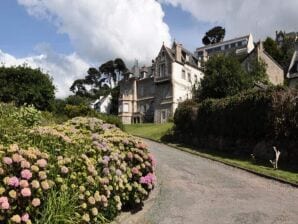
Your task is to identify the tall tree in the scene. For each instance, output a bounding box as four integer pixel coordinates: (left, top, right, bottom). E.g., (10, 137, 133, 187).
(70, 58, 128, 114)
(198, 55, 248, 100)
(202, 26, 226, 45)
(0, 65, 55, 111)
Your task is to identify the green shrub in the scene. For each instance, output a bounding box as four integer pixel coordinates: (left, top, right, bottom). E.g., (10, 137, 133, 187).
(173, 87, 298, 161)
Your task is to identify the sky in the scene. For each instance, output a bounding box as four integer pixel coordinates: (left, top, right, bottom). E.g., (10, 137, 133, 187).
(0, 0, 298, 98)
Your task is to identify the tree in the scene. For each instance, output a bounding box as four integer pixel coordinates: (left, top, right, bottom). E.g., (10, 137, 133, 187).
(263, 36, 295, 72)
(70, 58, 128, 114)
(0, 65, 55, 111)
(202, 26, 226, 45)
(198, 55, 249, 100)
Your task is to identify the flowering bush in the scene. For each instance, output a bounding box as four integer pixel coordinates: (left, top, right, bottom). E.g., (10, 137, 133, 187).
(0, 144, 52, 223)
(0, 117, 156, 223)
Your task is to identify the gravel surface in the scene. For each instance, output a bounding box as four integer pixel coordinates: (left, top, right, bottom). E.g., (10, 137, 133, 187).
(141, 139, 298, 224)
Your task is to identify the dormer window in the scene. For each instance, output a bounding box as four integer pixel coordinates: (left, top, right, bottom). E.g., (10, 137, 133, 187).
(186, 55, 189, 62)
(159, 64, 165, 77)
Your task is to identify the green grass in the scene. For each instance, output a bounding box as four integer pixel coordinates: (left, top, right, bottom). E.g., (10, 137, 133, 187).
(124, 123, 173, 141)
(168, 143, 298, 185)
(125, 122, 298, 185)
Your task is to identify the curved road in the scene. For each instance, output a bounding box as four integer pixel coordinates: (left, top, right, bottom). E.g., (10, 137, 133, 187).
(136, 139, 298, 224)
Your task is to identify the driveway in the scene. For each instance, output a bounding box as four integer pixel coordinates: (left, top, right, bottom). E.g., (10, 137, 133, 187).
(135, 139, 298, 224)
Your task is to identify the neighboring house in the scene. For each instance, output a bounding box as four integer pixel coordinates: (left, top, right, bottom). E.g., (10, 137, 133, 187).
(287, 50, 298, 88)
(241, 42, 284, 85)
(276, 30, 298, 47)
(91, 94, 112, 113)
(118, 42, 204, 124)
(195, 34, 255, 65)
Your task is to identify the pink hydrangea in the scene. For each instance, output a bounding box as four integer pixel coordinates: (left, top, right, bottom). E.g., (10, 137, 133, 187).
(21, 169, 32, 180)
(3, 157, 12, 165)
(8, 176, 19, 187)
(140, 173, 156, 185)
(20, 180, 29, 188)
(36, 159, 47, 168)
(0, 197, 9, 210)
(148, 154, 157, 167)
(21, 213, 29, 222)
(12, 153, 23, 163)
(32, 198, 41, 207)
(21, 188, 31, 197)
(20, 160, 31, 169)
(132, 167, 139, 174)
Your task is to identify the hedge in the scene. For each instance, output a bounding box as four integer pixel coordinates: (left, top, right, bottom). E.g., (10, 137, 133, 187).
(173, 87, 298, 163)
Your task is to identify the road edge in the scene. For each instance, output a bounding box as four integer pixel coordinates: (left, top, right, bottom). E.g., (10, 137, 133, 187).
(138, 136, 298, 188)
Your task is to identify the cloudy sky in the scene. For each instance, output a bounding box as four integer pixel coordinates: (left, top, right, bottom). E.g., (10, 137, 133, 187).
(1, 0, 298, 98)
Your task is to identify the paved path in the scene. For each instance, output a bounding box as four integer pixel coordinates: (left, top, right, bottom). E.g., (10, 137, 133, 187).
(139, 139, 298, 224)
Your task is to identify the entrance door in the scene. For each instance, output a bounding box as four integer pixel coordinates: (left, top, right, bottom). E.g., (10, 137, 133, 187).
(161, 110, 167, 123)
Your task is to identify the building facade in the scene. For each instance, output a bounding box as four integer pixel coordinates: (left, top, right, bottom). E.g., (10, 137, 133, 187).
(118, 43, 204, 124)
(241, 42, 284, 85)
(195, 34, 255, 64)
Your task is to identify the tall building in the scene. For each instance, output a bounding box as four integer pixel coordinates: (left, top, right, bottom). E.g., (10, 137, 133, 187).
(118, 42, 204, 124)
(195, 34, 255, 65)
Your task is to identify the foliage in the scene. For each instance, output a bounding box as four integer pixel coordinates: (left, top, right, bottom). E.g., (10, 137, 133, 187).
(263, 37, 295, 72)
(198, 55, 249, 100)
(70, 58, 127, 100)
(173, 87, 298, 162)
(0, 105, 156, 223)
(0, 66, 55, 111)
(197, 55, 269, 101)
(202, 26, 225, 45)
(70, 58, 128, 115)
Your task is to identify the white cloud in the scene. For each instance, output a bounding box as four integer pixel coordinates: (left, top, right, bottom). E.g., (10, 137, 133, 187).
(0, 48, 89, 99)
(18, 0, 171, 64)
(160, 0, 298, 41)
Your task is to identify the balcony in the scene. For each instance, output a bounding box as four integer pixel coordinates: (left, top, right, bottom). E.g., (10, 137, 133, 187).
(154, 75, 171, 83)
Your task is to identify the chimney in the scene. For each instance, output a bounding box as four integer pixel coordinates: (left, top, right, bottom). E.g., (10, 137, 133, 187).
(175, 42, 182, 62)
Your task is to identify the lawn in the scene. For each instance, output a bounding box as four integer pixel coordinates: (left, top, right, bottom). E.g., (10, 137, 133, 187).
(125, 122, 298, 185)
(124, 123, 173, 141)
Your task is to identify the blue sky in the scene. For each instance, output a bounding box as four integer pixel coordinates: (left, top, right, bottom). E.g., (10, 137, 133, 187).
(0, 0, 208, 58)
(1, 0, 298, 98)
(0, 0, 72, 57)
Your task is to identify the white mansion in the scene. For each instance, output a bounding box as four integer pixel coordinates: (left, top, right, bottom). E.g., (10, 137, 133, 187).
(118, 34, 285, 124)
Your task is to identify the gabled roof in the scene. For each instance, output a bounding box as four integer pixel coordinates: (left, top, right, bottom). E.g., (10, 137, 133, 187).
(196, 34, 251, 51)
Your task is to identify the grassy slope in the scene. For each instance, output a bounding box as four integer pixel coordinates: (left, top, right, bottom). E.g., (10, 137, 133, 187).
(125, 123, 298, 185)
(124, 123, 173, 141)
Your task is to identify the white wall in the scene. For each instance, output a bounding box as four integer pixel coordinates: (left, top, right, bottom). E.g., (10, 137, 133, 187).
(171, 62, 204, 113)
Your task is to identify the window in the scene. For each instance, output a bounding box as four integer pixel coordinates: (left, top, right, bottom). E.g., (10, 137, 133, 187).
(231, 43, 236, 48)
(194, 75, 198, 83)
(186, 55, 189, 62)
(225, 45, 229, 50)
(188, 73, 191, 82)
(221, 45, 225, 50)
(182, 69, 186, 79)
(242, 40, 248, 45)
(123, 103, 129, 113)
(159, 64, 165, 77)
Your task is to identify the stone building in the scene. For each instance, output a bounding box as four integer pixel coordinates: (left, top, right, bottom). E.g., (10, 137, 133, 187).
(118, 42, 204, 124)
(241, 42, 284, 85)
